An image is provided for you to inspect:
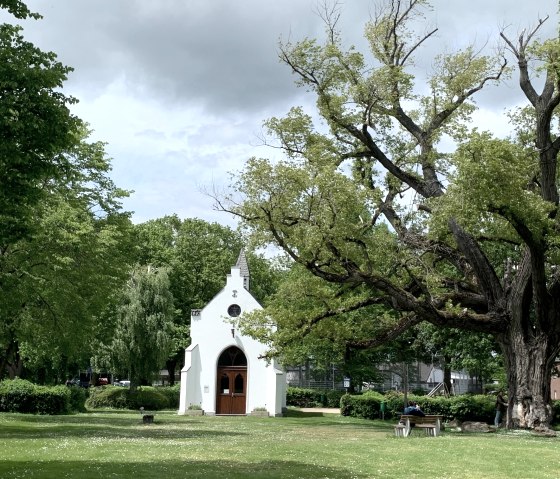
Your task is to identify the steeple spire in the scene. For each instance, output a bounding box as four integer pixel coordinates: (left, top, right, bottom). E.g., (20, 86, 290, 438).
(235, 250, 250, 291)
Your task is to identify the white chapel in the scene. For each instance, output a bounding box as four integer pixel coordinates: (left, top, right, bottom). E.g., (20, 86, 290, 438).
(178, 251, 286, 416)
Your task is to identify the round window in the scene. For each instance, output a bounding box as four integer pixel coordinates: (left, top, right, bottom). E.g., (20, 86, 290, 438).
(228, 304, 241, 317)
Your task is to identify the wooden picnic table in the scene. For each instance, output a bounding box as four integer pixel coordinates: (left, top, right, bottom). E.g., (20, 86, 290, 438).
(394, 414, 443, 437)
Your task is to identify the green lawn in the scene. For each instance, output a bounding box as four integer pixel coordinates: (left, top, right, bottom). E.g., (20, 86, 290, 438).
(0, 409, 558, 479)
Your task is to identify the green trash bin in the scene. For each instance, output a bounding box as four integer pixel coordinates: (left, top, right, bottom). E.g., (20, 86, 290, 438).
(380, 401, 386, 419)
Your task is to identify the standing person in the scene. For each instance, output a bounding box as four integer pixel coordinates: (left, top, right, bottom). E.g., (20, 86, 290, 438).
(495, 391, 507, 427)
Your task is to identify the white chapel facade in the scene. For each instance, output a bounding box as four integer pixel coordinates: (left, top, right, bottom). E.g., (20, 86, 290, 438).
(178, 251, 286, 416)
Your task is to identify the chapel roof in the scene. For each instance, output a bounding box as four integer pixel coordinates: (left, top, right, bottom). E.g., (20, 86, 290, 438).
(235, 250, 250, 290)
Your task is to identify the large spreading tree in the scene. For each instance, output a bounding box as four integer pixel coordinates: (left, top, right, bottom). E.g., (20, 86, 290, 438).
(219, 0, 560, 429)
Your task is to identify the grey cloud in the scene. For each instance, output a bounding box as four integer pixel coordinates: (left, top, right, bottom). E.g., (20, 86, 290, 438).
(19, 0, 556, 117)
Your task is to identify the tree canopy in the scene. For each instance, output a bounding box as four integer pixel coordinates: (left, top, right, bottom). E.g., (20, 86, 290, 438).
(128, 215, 283, 384)
(107, 266, 175, 387)
(219, 0, 560, 430)
(0, 1, 134, 381)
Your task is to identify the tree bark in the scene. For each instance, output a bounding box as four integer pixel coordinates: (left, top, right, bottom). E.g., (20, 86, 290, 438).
(500, 329, 556, 429)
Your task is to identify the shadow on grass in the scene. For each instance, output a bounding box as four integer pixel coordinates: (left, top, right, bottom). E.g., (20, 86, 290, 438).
(285, 410, 325, 418)
(284, 410, 396, 432)
(0, 458, 366, 479)
(0, 414, 246, 440)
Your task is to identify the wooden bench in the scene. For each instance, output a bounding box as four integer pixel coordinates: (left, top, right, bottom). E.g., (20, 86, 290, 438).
(394, 415, 443, 437)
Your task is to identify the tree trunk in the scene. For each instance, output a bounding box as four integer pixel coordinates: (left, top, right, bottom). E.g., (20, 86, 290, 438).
(501, 329, 556, 429)
(442, 356, 452, 395)
(166, 358, 177, 386)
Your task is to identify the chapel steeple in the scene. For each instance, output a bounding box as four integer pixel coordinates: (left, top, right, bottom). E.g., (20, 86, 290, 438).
(235, 250, 250, 291)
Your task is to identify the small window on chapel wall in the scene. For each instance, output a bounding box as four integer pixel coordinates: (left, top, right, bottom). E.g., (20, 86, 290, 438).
(228, 304, 241, 317)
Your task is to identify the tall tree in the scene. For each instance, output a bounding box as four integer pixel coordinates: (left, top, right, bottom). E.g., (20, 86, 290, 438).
(0, 1, 134, 382)
(109, 266, 175, 387)
(0, 3, 81, 246)
(0, 126, 133, 381)
(219, 0, 560, 430)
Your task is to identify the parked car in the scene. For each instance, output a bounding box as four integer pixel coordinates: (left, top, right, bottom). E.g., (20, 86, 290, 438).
(114, 380, 131, 387)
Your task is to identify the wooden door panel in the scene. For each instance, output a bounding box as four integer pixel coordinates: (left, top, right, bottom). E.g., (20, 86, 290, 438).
(231, 372, 246, 414)
(216, 368, 246, 414)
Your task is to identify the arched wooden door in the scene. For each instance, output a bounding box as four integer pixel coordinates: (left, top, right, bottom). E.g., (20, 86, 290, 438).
(216, 347, 247, 415)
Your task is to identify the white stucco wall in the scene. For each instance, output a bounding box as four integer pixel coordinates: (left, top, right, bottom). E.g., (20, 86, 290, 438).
(179, 265, 286, 416)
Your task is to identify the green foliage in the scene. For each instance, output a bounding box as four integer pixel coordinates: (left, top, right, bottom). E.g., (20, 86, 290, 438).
(430, 132, 552, 241)
(131, 216, 282, 375)
(286, 387, 323, 407)
(340, 391, 385, 419)
(85, 385, 170, 411)
(128, 387, 169, 410)
(0, 20, 81, 245)
(85, 386, 129, 410)
(552, 400, 560, 425)
(0, 378, 85, 414)
(107, 266, 175, 386)
(67, 386, 88, 413)
(447, 394, 495, 422)
(0, 0, 40, 19)
(217, 0, 560, 429)
(0, 0, 133, 382)
(341, 391, 495, 423)
(0, 378, 35, 412)
(155, 385, 180, 409)
(286, 387, 345, 408)
(31, 385, 69, 415)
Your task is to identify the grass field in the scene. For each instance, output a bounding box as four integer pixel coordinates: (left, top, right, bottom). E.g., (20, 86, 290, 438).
(0, 409, 559, 479)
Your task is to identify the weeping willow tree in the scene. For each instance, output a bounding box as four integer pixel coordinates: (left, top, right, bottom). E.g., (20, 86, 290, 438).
(218, 0, 560, 430)
(109, 266, 175, 387)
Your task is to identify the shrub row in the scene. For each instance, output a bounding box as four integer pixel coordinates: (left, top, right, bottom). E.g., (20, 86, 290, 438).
(0, 378, 87, 414)
(85, 385, 176, 411)
(341, 391, 560, 424)
(341, 391, 495, 423)
(287, 387, 345, 408)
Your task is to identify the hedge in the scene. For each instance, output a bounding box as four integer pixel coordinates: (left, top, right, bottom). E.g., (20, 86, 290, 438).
(341, 392, 497, 423)
(0, 378, 86, 414)
(85, 385, 170, 410)
(155, 384, 180, 409)
(287, 387, 345, 408)
(342, 393, 560, 424)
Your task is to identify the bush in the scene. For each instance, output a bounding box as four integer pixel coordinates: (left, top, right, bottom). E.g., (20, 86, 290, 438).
(85, 386, 130, 409)
(340, 391, 384, 419)
(0, 378, 86, 414)
(287, 387, 321, 407)
(34, 386, 70, 415)
(286, 387, 345, 408)
(85, 385, 170, 411)
(155, 384, 180, 409)
(129, 387, 169, 410)
(67, 386, 88, 413)
(0, 378, 36, 413)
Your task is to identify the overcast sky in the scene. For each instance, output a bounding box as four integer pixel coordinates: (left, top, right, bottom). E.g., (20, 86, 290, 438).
(7, 0, 558, 226)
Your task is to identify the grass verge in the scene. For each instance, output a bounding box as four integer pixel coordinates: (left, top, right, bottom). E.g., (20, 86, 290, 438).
(0, 409, 558, 478)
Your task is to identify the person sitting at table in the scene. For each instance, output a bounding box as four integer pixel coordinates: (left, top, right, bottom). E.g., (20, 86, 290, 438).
(403, 401, 425, 417)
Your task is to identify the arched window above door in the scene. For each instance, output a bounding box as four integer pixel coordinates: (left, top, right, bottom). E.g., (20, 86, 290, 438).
(218, 346, 247, 367)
